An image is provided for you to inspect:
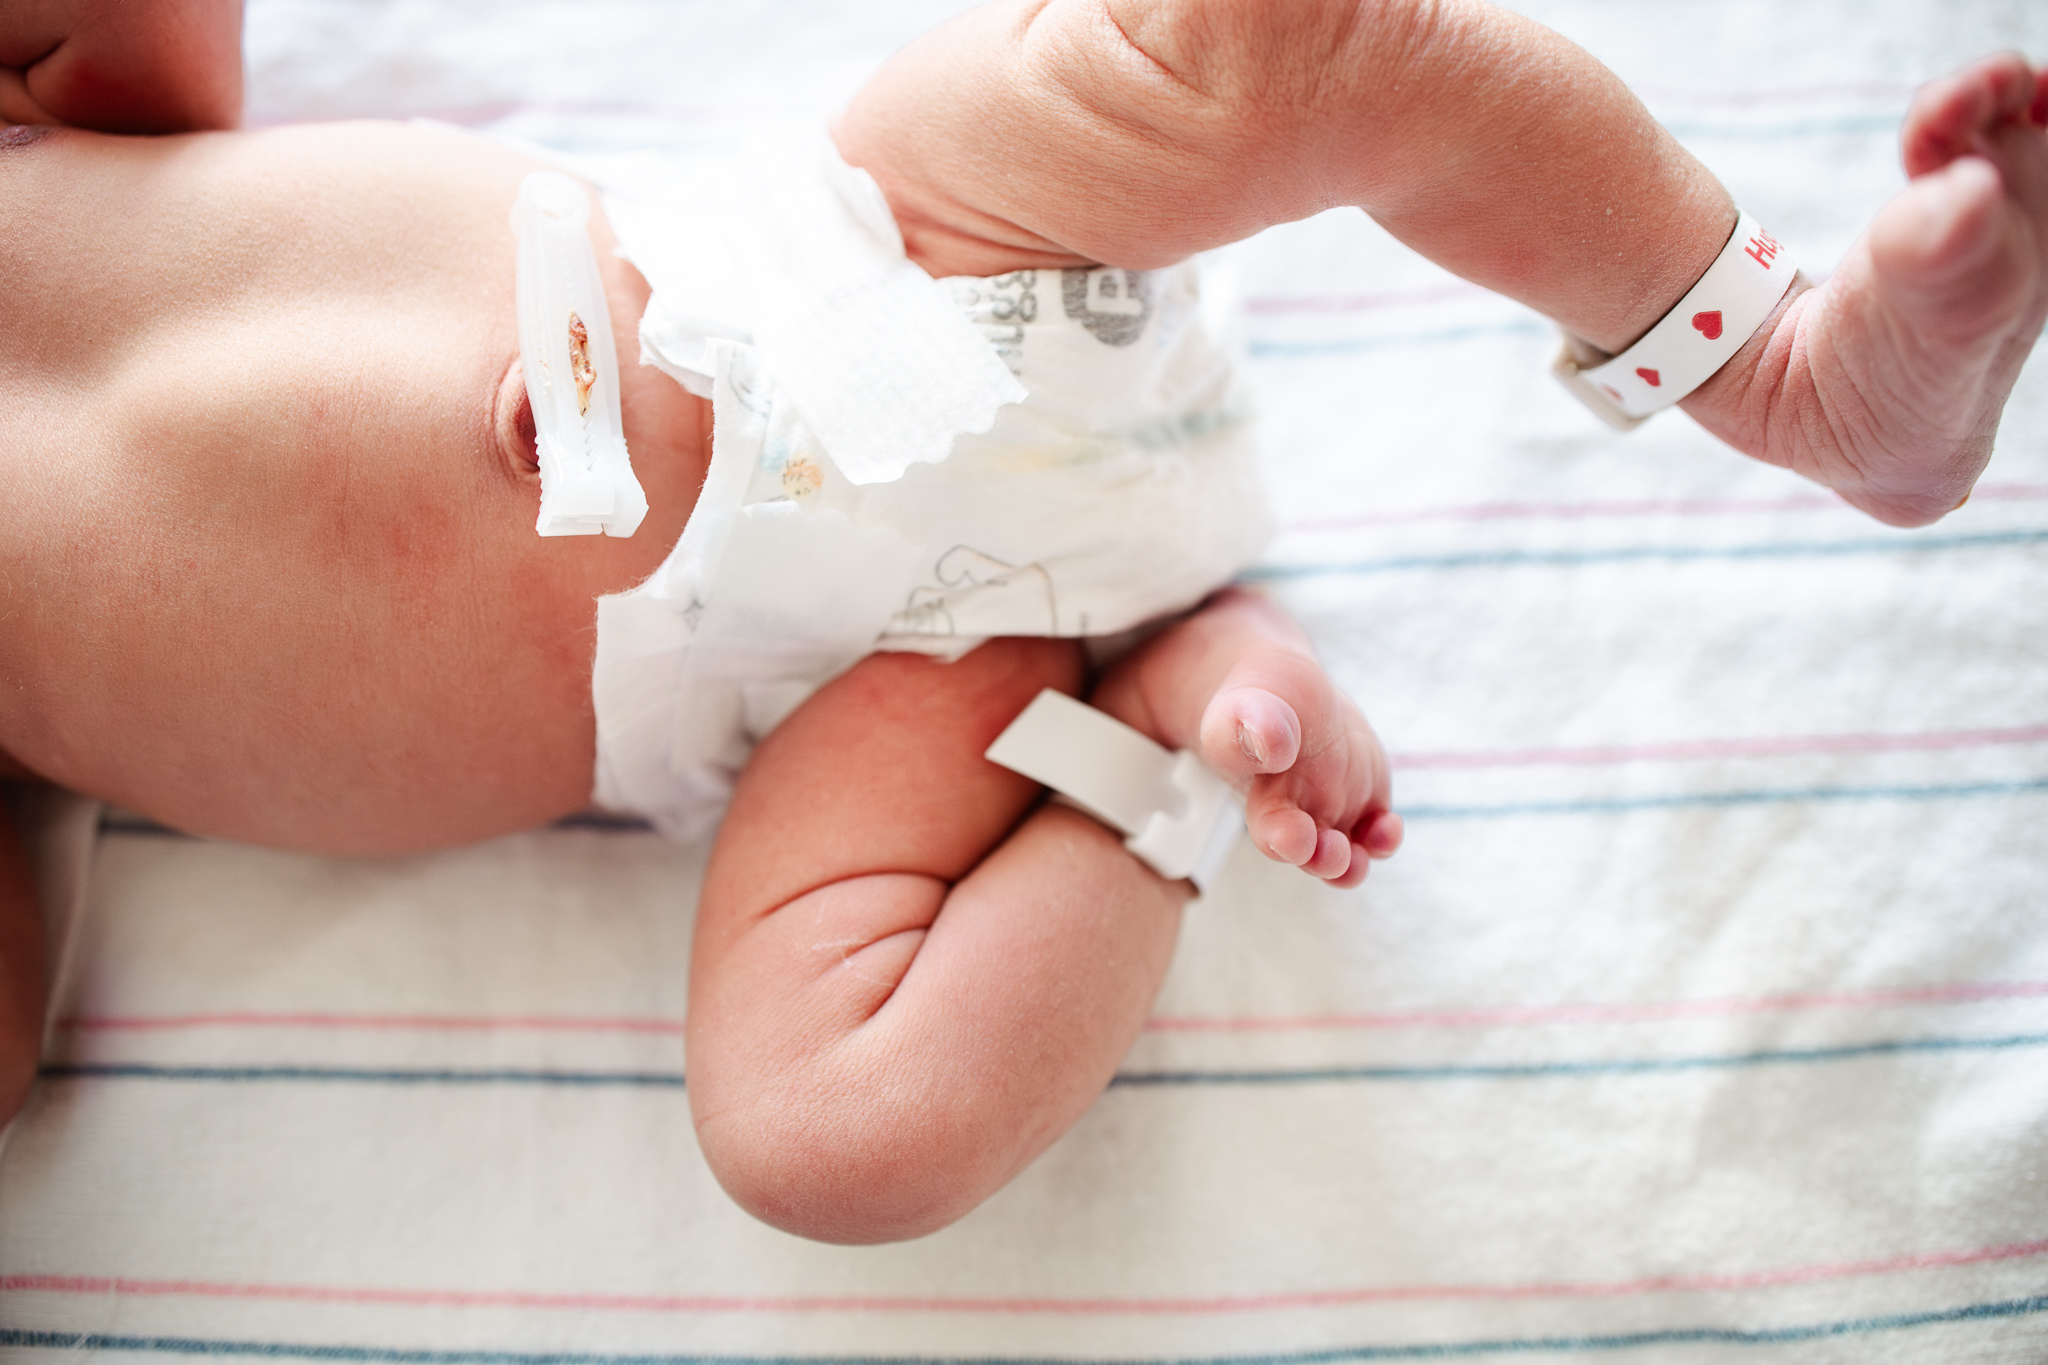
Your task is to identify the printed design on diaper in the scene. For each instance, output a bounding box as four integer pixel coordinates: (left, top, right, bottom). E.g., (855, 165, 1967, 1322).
(985, 271, 1040, 324)
(949, 271, 1040, 377)
(1062, 268, 1151, 347)
(780, 456, 823, 499)
(888, 547, 1059, 639)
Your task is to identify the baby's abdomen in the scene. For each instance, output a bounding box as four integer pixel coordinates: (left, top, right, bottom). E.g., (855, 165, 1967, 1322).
(0, 121, 688, 854)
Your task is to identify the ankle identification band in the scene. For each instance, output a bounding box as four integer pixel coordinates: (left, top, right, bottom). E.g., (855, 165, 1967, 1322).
(1554, 210, 1797, 430)
(985, 689, 1244, 891)
(512, 172, 649, 538)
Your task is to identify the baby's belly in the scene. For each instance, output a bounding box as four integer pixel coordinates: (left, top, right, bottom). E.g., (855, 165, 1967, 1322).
(0, 122, 702, 853)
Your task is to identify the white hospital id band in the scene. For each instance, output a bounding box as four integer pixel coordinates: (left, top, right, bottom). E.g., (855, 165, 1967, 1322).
(512, 172, 649, 538)
(985, 689, 1243, 891)
(1554, 210, 1798, 430)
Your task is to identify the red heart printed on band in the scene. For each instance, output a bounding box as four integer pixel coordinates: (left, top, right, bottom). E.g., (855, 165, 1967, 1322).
(1692, 310, 1724, 341)
(1636, 367, 1661, 387)
(1601, 383, 1623, 403)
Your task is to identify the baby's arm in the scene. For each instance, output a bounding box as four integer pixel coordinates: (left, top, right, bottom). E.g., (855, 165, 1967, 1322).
(689, 595, 1396, 1243)
(1, 0, 242, 133)
(837, 0, 2048, 527)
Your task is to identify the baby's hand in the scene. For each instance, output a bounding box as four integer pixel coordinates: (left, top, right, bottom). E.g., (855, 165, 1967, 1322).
(1, 0, 242, 135)
(1096, 588, 1402, 889)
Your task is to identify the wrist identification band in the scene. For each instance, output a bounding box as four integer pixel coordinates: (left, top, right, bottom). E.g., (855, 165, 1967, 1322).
(1553, 210, 1798, 430)
(512, 172, 649, 538)
(984, 689, 1243, 891)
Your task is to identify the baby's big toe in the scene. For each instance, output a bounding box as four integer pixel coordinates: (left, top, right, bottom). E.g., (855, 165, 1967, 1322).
(1871, 156, 2035, 346)
(1880, 157, 2002, 282)
(1201, 686, 1303, 779)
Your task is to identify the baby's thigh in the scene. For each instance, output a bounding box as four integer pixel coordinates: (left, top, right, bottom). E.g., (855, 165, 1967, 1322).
(709, 638, 1086, 912)
(0, 797, 44, 1127)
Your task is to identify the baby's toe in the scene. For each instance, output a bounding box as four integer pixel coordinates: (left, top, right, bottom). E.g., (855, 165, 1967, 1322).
(1303, 827, 1353, 880)
(1249, 803, 1317, 867)
(1904, 54, 2040, 177)
(1329, 841, 1374, 890)
(1871, 156, 2035, 350)
(1358, 810, 1404, 860)
(1877, 155, 1998, 277)
(1201, 685, 1302, 780)
(1305, 812, 1404, 889)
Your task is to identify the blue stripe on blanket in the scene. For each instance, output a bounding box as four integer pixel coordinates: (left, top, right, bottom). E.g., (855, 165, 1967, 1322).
(1111, 1033, 2048, 1085)
(1250, 321, 1549, 356)
(1247, 529, 2048, 578)
(2, 1292, 2042, 1361)
(39, 1033, 2048, 1091)
(1402, 778, 2048, 819)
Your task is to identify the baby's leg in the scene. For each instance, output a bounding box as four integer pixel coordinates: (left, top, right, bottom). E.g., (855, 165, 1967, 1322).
(1092, 589, 1402, 889)
(0, 0, 243, 134)
(688, 638, 1188, 1244)
(688, 596, 1398, 1242)
(837, 1, 2048, 527)
(0, 793, 46, 1128)
(1692, 54, 2048, 525)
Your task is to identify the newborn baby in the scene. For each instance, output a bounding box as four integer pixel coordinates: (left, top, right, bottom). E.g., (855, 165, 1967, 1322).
(1, 0, 2043, 1244)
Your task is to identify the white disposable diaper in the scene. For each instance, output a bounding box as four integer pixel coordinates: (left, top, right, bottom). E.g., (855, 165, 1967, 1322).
(591, 133, 1272, 838)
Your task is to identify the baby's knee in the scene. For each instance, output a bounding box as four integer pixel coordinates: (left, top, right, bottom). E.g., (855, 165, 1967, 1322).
(8, 0, 244, 135)
(694, 1092, 1003, 1244)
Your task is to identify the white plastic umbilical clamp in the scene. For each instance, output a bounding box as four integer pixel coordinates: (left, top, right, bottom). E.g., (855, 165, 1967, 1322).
(512, 172, 648, 538)
(985, 689, 1244, 891)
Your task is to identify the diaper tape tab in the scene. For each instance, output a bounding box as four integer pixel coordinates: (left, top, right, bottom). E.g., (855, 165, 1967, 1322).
(1553, 209, 1798, 430)
(984, 689, 1243, 891)
(513, 172, 649, 538)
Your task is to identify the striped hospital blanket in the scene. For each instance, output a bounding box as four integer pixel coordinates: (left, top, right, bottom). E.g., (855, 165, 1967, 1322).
(2, 0, 2044, 1360)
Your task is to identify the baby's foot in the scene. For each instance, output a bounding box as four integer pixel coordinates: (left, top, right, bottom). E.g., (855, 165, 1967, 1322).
(1717, 54, 2047, 526)
(1099, 588, 1401, 888)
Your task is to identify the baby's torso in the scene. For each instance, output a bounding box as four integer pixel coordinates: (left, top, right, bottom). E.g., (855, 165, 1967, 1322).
(0, 121, 705, 852)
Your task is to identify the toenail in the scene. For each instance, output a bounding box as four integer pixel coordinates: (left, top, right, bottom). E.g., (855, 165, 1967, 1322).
(1237, 721, 1268, 766)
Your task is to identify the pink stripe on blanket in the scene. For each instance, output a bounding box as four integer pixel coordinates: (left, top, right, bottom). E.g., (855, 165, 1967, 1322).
(6, 1239, 2043, 1316)
(1392, 723, 2048, 770)
(55, 1013, 684, 1035)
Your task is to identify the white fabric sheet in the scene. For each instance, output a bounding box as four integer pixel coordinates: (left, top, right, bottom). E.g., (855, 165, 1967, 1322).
(2, 1, 2045, 1361)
